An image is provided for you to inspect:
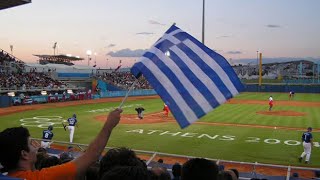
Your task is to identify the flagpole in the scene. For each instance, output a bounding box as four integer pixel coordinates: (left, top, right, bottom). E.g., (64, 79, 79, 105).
(119, 79, 138, 108)
(202, 0, 205, 44)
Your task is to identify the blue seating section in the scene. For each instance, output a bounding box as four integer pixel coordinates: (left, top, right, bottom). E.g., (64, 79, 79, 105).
(58, 73, 91, 78)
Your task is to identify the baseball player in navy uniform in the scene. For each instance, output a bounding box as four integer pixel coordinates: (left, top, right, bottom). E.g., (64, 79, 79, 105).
(63, 114, 78, 143)
(299, 127, 313, 164)
(135, 107, 145, 119)
(41, 125, 54, 148)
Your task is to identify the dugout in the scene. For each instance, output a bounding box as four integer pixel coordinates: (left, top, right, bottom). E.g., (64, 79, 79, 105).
(0, 96, 12, 108)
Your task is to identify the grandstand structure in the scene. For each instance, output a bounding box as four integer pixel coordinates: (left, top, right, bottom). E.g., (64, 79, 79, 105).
(0, 48, 91, 105)
(0, 0, 31, 10)
(34, 54, 84, 66)
(234, 60, 319, 82)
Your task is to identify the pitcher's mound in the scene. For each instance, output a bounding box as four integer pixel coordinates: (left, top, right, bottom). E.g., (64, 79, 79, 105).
(256, 110, 306, 116)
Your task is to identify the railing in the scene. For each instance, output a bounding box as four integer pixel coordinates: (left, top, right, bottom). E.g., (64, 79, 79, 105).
(0, 86, 85, 93)
(31, 138, 320, 180)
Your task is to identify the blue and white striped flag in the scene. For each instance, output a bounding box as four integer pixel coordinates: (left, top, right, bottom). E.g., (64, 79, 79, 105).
(131, 25, 244, 128)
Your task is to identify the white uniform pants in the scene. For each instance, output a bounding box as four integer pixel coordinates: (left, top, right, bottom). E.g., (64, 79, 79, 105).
(301, 142, 312, 161)
(67, 126, 75, 143)
(41, 141, 52, 148)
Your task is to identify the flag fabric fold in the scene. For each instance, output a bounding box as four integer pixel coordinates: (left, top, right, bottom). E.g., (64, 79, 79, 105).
(114, 60, 122, 72)
(131, 25, 244, 128)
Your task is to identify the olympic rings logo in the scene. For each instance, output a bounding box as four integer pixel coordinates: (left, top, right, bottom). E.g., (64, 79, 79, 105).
(20, 116, 66, 128)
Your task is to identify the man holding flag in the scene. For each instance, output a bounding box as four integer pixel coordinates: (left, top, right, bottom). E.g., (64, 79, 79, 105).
(130, 25, 244, 128)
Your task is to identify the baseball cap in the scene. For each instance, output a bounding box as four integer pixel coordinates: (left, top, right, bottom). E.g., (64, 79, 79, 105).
(308, 127, 312, 130)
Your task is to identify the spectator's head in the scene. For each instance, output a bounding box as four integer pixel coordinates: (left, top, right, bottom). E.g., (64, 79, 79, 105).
(0, 127, 37, 171)
(67, 146, 74, 152)
(39, 156, 61, 169)
(218, 171, 233, 180)
(172, 163, 182, 178)
(35, 152, 48, 170)
(99, 147, 145, 178)
(157, 159, 164, 163)
(60, 152, 74, 163)
(150, 166, 171, 180)
(37, 147, 47, 154)
(229, 169, 239, 179)
(100, 166, 150, 180)
(218, 164, 225, 171)
(181, 158, 219, 180)
(225, 170, 238, 180)
(292, 172, 299, 177)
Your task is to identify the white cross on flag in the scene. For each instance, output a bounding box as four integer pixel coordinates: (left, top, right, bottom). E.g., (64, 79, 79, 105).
(131, 25, 244, 128)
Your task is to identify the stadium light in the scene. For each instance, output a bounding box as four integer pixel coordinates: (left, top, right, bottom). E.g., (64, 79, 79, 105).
(7, 92, 15, 97)
(86, 50, 92, 56)
(41, 91, 47, 95)
(86, 50, 92, 66)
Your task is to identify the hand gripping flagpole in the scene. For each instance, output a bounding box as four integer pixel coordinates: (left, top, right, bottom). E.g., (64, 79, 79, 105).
(118, 79, 138, 108)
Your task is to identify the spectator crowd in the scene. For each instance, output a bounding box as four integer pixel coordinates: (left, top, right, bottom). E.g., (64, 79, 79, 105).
(96, 71, 153, 90)
(0, 71, 66, 90)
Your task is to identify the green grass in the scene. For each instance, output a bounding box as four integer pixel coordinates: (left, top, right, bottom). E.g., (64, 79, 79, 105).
(0, 93, 319, 167)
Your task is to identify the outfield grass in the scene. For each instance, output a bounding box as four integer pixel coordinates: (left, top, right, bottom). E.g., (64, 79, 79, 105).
(0, 92, 319, 167)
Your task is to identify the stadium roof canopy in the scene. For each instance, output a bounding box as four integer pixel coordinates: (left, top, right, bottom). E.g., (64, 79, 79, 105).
(34, 54, 84, 61)
(0, 0, 31, 10)
(34, 54, 84, 65)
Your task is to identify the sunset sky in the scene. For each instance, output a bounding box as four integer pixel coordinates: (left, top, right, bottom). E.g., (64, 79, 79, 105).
(1, 0, 319, 68)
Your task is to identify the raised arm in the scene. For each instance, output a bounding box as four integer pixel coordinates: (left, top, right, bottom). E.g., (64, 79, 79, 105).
(73, 108, 122, 174)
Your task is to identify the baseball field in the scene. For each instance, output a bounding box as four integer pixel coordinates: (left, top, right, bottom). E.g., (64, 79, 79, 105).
(0, 92, 319, 168)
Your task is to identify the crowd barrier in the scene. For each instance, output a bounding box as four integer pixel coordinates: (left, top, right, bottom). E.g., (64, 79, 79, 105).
(0, 96, 12, 107)
(10, 93, 90, 105)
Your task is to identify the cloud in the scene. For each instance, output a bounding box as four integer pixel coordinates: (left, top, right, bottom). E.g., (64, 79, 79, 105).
(266, 24, 281, 28)
(136, 32, 154, 35)
(107, 48, 146, 57)
(226, 51, 242, 54)
(107, 44, 116, 48)
(148, 20, 165, 26)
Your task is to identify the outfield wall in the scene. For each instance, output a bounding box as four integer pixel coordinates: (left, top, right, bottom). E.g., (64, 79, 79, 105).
(245, 84, 320, 93)
(97, 83, 319, 98)
(101, 89, 157, 97)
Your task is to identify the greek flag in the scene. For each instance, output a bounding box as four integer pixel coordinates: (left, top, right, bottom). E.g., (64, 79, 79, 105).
(131, 25, 244, 128)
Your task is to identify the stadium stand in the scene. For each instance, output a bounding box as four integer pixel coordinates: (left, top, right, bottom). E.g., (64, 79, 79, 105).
(96, 71, 153, 90)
